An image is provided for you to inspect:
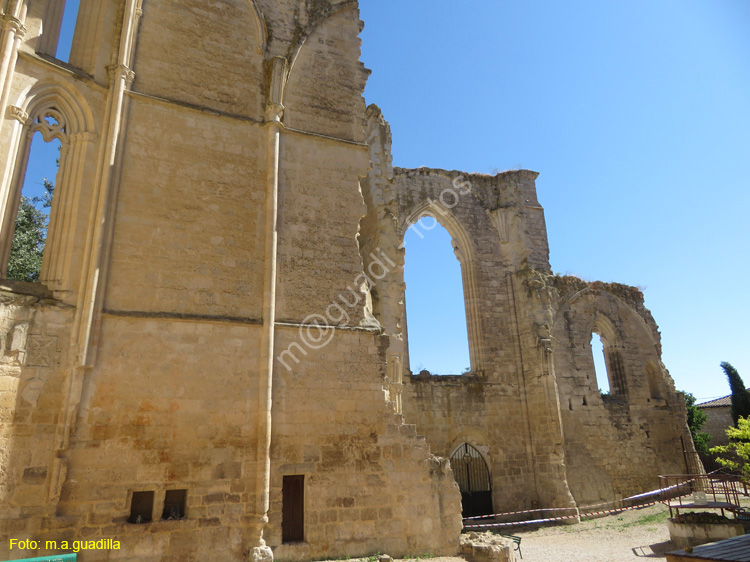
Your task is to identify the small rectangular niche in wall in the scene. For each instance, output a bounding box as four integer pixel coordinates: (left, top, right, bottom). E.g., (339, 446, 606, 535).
(282, 475, 304, 543)
(128, 491, 154, 524)
(162, 489, 187, 520)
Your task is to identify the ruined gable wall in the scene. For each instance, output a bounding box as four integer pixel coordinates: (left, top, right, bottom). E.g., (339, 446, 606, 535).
(390, 169, 573, 513)
(549, 276, 691, 505)
(361, 108, 693, 515)
(358, 114, 577, 514)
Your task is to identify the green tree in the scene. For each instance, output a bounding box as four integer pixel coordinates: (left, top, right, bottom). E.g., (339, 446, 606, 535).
(6, 179, 54, 283)
(710, 417, 750, 481)
(684, 392, 711, 454)
(722, 361, 750, 426)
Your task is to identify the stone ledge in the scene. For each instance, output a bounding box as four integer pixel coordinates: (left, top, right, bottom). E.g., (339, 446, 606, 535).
(0, 278, 53, 300)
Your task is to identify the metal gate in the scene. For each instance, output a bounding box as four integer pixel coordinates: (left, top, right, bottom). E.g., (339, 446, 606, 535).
(450, 443, 493, 518)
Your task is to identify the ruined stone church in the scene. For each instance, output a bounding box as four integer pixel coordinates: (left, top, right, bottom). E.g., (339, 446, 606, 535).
(0, 1, 694, 560)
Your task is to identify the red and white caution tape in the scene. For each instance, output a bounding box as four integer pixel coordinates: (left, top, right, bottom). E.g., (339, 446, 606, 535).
(463, 501, 660, 529)
(463, 479, 697, 522)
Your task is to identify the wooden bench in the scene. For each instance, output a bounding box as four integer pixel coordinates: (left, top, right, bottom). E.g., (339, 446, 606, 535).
(496, 534, 522, 559)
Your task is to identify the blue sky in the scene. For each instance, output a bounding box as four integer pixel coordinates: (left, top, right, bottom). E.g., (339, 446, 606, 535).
(360, 0, 750, 400)
(23, 1, 748, 400)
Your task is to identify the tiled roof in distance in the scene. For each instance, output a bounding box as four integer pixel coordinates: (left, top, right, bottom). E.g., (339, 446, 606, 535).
(697, 395, 731, 408)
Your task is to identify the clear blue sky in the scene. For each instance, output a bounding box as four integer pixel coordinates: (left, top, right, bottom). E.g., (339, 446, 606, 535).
(360, 0, 750, 400)
(24, 1, 749, 399)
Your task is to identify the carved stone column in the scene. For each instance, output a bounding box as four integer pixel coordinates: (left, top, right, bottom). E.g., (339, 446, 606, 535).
(252, 55, 288, 562)
(0, 9, 25, 106)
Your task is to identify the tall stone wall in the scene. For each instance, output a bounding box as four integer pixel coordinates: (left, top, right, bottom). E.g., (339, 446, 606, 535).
(0, 0, 694, 560)
(549, 276, 691, 504)
(270, 329, 460, 562)
(0, 284, 75, 555)
(0, 1, 462, 561)
(359, 110, 579, 515)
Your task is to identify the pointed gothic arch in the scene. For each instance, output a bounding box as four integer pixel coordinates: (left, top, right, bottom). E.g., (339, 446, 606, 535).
(282, 2, 367, 141)
(0, 82, 96, 286)
(449, 443, 493, 518)
(589, 314, 628, 396)
(400, 200, 485, 373)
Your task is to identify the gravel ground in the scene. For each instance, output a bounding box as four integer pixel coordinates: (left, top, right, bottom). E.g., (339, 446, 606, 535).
(512, 503, 675, 561)
(339, 502, 745, 562)
(420, 503, 675, 562)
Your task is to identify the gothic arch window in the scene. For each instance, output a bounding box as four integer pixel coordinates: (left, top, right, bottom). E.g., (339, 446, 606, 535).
(0, 85, 95, 289)
(590, 332, 610, 394)
(403, 216, 471, 375)
(5, 129, 61, 282)
(400, 201, 484, 375)
(590, 315, 628, 396)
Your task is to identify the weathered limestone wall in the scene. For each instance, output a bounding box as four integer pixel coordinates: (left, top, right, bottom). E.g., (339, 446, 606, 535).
(0, 1, 464, 560)
(270, 329, 461, 562)
(133, 0, 265, 120)
(53, 316, 265, 561)
(105, 98, 267, 318)
(550, 277, 691, 505)
(700, 406, 732, 448)
(402, 374, 541, 513)
(0, 284, 74, 552)
(282, 5, 369, 144)
(0, 0, 694, 559)
(360, 107, 578, 515)
(275, 132, 370, 326)
(360, 105, 693, 516)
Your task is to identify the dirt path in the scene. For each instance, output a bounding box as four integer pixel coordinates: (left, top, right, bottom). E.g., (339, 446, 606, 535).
(500, 503, 675, 561)
(344, 504, 685, 562)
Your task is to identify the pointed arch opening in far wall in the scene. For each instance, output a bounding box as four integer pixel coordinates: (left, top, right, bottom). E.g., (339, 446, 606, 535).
(590, 314, 627, 397)
(400, 201, 484, 375)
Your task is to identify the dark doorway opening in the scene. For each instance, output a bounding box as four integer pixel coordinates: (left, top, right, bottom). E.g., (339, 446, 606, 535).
(450, 443, 493, 518)
(282, 475, 304, 543)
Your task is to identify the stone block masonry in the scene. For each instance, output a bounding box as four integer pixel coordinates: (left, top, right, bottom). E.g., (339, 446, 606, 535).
(0, 1, 693, 560)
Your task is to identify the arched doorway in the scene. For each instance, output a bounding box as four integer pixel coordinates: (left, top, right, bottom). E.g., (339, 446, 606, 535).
(450, 443, 493, 517)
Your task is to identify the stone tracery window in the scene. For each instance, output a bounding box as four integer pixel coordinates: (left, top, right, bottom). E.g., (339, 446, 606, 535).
(0, 86, 95, 291)
(5, 130, 61, 283)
